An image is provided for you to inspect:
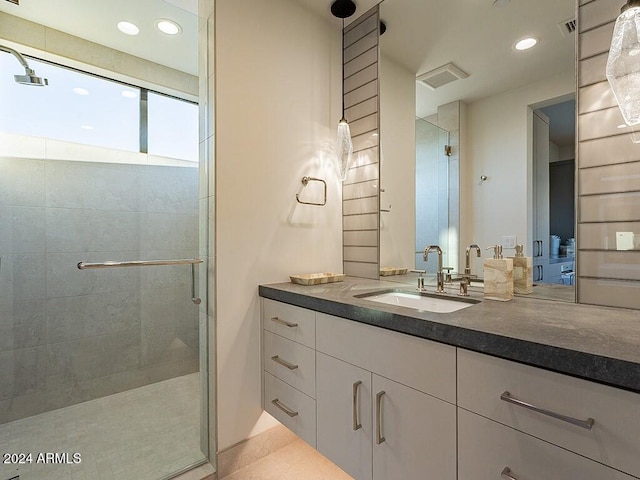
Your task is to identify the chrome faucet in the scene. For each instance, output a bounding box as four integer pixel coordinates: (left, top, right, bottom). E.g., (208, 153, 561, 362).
(423, 245, 444, 293)
(459, 244, 481, 296)
(465, 244, 481, 275)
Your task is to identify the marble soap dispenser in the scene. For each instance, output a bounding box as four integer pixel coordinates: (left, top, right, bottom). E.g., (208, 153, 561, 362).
(509, 244, 533, 295)
(483, 245, 513, 301)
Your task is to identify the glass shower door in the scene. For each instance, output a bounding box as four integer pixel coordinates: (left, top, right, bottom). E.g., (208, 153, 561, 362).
(415, 117, 452, 270)
(0, 155, 207, 480)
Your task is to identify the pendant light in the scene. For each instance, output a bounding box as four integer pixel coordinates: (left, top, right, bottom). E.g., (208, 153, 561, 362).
(331, 0, 356, 181)
(606, 0, 640, 126)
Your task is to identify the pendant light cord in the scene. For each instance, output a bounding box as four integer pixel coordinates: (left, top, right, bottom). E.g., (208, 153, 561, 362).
(341, 18, 345, 119)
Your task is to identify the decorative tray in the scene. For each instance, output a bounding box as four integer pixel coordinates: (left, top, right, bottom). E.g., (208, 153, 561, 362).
(290, 273, 346, 285)
(380, 267, 408, 276)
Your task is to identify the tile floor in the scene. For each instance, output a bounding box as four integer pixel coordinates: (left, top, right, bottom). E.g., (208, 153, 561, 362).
(220, 438, 353, 480)
(0, 373, 204, 480)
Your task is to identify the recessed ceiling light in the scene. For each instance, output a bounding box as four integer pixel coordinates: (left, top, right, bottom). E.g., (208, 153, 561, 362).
(618, 124, 628, 129)
(81, 125, 94, 130)
(156, 19, 182, 35)
(122, 89, 138, 98)
(73, 87, 89, 95)
(514, 37, 538, 51)
(117, 21, 140, 36)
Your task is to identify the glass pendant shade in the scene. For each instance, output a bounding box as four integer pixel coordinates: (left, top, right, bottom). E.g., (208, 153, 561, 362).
(607, 4, 640, 126)
(335, 117, 353, 181)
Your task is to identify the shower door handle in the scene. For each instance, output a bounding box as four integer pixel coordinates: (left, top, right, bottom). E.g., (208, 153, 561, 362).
(77, 257, 204, 304)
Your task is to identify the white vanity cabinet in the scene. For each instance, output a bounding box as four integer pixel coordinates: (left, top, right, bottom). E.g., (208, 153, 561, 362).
(316, 351, 457, 480)
(316, 352, 373, 479)
(458, 349, 640, 479)
(458, 408, 637, 480)
(262, 299, 317, 447)
(261, 296, 640, 480)
(314, 312, 457, 480)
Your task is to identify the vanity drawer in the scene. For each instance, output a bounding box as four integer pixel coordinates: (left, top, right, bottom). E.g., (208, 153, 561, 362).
(316, 312, 456, 404)
(264, 372, 316, 447)
(263, 299, 315, 348)
(458, 348, 640, 477)
(263, 330, 316, 398)
(458, 408, 637, 480)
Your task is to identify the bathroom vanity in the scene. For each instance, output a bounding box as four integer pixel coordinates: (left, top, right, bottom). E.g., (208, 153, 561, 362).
(259, 278, 640, 480)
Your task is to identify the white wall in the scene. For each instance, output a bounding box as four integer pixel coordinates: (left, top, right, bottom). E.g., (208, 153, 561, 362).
(379, 54, 416, 269)
(461, 70, 574, 274)
(215, 0, 342, 450)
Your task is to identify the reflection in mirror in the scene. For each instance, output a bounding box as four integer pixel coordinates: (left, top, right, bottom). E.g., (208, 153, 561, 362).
(414, 118, 453, 271)
(379, 0, 576, 301)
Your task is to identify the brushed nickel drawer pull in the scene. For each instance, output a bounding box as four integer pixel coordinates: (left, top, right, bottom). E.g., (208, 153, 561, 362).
(501, 467, 518, 480)
(376, 391, 386, 444)
(500, 391, 595, 430)
(271, 355, 299, 370)
(271, 316, 298, 328)
(353, 381, 362, 431)
(271, 398, 299, 417)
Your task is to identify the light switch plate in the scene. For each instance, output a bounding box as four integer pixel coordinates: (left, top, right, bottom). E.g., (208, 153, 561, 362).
(502, 236, 517, 249)
(616, 232, 634, 251)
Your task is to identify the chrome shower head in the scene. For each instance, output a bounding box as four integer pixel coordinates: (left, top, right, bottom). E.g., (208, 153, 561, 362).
(14, 70, 48, 86)
(0, 44, 48, 86)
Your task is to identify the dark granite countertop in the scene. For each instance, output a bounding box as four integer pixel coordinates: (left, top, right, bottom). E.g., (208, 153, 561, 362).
(259, 277, 640, 394)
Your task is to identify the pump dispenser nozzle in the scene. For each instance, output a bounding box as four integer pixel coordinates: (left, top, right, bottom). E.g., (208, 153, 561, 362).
(486, 245, 503, 259)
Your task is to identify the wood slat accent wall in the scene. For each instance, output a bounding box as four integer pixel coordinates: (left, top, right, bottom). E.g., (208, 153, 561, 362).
(342, 7, 381, 279)
(577, 0, 640, 309)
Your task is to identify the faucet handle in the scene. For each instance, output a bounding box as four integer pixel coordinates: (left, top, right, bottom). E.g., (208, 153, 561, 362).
(443, 267, 454, 283)
(410, 270, 426, 291)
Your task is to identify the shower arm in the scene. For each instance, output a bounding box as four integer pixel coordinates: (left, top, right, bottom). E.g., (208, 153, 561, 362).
(0, 44, 34, 74)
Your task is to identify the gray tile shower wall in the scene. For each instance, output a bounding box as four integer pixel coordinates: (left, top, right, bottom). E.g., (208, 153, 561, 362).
(0, 157, 199, 423)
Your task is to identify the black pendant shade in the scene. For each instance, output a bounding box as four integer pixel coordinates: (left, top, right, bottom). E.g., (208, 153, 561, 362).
(330, 0, 356, 19)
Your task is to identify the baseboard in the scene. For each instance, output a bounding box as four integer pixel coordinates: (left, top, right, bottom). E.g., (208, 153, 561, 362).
(217, 425, 297, 478)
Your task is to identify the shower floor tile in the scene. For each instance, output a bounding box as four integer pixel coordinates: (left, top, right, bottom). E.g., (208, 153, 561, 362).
(0, 373, 204, 480)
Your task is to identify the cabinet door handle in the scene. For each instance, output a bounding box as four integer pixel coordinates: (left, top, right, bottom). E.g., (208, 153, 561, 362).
(353, 381, 362, 431)
(500, 467, 518, 480)
(271, 316, 298, 328)
(500, 391, 594, 430)
(271, 398, 299, 417)
(271, 355, 299, 370)
(376, 391, 386, 444)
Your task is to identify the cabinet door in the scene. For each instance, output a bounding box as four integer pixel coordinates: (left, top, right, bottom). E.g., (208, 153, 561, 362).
(317, 352, 373, 480)
(372, 375, 456, 480)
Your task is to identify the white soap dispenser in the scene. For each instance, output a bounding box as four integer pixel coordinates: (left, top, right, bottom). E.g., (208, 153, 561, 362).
(483, 245, 514, 301)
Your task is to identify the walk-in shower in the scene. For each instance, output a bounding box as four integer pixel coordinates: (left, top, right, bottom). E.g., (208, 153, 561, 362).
(0, 1, 209, 479)
(0, 44, 48, 86)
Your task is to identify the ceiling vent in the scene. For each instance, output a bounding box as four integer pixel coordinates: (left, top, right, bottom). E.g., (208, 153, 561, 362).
(558, 18, 576, 37)
(417, 62, 469, 90)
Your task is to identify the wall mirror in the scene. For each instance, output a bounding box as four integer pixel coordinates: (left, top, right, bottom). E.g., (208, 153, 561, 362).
(379, 0, 576, 302)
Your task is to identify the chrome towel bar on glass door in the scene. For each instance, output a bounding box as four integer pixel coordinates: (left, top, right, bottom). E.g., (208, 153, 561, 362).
(77, 258, 203, 269)
(77, 258, 204, 305)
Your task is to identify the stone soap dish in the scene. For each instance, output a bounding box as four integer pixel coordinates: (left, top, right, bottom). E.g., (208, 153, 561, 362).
(380, 267, 408, 276)
(290, 273, 346, 285)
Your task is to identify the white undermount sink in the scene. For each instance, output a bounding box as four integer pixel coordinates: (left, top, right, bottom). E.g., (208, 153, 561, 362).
(358, 290, 479, 313)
